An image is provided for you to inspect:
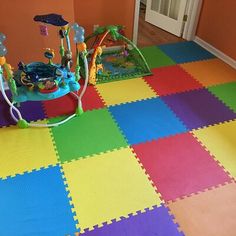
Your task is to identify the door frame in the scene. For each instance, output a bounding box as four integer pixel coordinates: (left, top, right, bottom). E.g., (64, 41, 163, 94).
(132, 0, 203, 44)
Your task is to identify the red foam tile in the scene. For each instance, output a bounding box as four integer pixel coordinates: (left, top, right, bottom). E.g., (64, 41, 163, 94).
(144, 65, 203, 96)
(43, 85, 105, 118)
(132, 133, 231, 201)
(80, 84, 105, 111)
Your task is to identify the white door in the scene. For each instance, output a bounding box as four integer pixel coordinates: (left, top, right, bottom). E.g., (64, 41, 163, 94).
(145, 0, 188, 36)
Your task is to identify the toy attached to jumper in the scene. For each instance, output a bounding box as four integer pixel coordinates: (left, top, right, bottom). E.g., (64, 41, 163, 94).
(0, 14, 89, 128)
(81, 25, 152, 85)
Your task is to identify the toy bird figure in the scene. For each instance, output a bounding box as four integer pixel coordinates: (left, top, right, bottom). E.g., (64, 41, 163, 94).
(44, 48, 55, 64)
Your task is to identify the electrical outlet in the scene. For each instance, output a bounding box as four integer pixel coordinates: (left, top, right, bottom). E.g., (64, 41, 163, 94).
(93, 24, 99, 32)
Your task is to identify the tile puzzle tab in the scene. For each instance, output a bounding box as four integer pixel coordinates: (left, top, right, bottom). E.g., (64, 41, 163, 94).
(0, 165, 77, 236)
(81, 205, 183, 236)
(133, 132, 230, 201)
(144, 65, 203, 96)
(208, 82, 236, 112)
(109, 98, 187, 144)
(168, 182, 236, 236)
(158, 41, 215, 63)
(193, 120, 236, 178)
(50, 108, 127, 162)
(140, 46, 175, 69)
(0, 123, 58, 179)
(95, 78, 156, 106)
(162, 88, 236, 130)
(181, 58, 236, 87)
(62, 147, 161, 232)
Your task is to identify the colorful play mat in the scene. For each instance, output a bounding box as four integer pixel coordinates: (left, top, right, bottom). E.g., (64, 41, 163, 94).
(1, 41, 236, 236)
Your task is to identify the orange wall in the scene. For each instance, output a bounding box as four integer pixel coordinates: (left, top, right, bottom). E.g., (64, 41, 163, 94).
(73, 0, 135, 40)
(197, 0, 236, 60)
(0, 0, 135, 67)
(0, 0, 74, 67)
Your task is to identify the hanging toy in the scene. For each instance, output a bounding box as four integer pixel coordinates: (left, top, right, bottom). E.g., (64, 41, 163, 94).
(39, 24, 49, 36)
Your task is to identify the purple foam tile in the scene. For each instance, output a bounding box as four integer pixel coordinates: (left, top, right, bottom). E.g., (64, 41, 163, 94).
(0, 90, 46, 127)
(81, 205, 184, 236)
(162, 89, 236, 130)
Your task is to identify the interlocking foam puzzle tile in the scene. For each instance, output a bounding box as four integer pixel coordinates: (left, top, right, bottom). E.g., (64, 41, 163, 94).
(0, 90, 46, 128)
(95, 78, 157, 106)
(167, 182, 236, 236)
(42, 85, 105, 118)
(162, 88, 236, 130)
(132, 132, 231, 201)
(81, 205, 183, 236)
(140, 46, 175, 69)
(208, 82, 236, 112)
(62, 147, 161, 232)
(0, 165, 77, 236)
(109, 98, 187, 145)
(50, 108, 127, 162)
(193, 120, 236, 178)
(158, 41, 215, 63)
(0, 122, 58, 179)
(181, 58, 236, 86)
(144, 65, 203, 96)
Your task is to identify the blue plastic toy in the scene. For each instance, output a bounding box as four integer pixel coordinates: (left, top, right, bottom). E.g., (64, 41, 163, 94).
(0, 14, 89, 128)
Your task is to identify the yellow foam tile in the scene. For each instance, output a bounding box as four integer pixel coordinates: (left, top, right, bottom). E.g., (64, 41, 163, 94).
(0, 124, 58, 179)
(95, 78, 157, 106)
(181, 58, 236, 86)
(62, 147, 161, 231)
(192, 120, 236, 178)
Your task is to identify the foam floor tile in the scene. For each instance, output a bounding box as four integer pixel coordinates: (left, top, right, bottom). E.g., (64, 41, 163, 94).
(95, 78, 157, 106)
(62, 147, 161, 232)
(0, 165, 77, 236)
(133, 133, 231, 201)
(0, 90, 46, 127)
(140, 46, 175, 69)
(181, 58, 236, 86)
(144, 65, 203, 96)
(42, 93, 78, 118)
(158, 41, 215, 63)
(0, 123, 58, 179)
(208, 82, 236, 112)
(162, 89, 236, 130)
(50, 108, 127, 162)
(109, 98, 187, 145)
(168, 182, 236, 236)
(43, 86, 105, 118)
(193, 120, 236, 178)
(81, 205, 183, 236)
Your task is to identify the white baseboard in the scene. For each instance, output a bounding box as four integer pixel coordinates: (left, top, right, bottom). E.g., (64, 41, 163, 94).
(194, 36, 236, 69)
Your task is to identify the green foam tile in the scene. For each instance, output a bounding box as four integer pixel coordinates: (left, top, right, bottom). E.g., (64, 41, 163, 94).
(140, 46, 175, 69)
(50, 109, 128, 163)
(208, 82, 236, 112)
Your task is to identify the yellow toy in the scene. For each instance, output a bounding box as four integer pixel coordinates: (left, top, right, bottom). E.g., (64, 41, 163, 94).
(89, 46, 103, 85)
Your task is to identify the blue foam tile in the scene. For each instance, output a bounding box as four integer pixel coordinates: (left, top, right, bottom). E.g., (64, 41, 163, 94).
(158, 41, 216, 64)
(81, 205, 184, 236)
(109, 98, 187, 145)
(0, 166, 77, 236)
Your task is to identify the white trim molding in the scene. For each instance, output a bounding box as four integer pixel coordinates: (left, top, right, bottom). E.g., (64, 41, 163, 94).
(133, 0, 141, 45)
(183, 0, 202, 40)
(194, 36, 236, 69)
(133, 0, 202, 44)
